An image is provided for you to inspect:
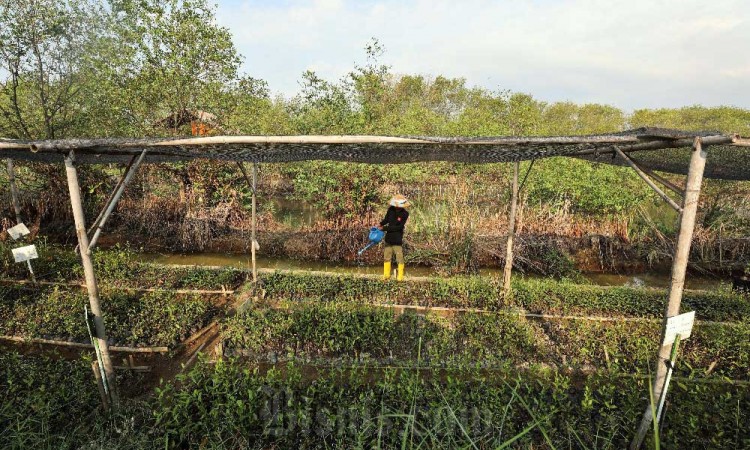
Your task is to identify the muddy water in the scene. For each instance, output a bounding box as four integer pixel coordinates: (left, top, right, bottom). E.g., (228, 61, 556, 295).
(139, 253, 726, 291)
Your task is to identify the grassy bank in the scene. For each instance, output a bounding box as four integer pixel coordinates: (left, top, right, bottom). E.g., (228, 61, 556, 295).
(0, 241, 246, 290)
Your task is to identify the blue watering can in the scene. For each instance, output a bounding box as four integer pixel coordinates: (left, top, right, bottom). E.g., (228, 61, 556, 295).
(357, 227, 385, 256)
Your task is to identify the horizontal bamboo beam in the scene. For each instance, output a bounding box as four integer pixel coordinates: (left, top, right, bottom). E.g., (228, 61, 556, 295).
(263, 301, 735, 327)
(0, 279, 234, 295)
(0, 335, 169, 353)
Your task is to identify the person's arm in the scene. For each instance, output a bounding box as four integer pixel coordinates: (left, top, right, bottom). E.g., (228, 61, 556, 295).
(379, 208, 391, 228)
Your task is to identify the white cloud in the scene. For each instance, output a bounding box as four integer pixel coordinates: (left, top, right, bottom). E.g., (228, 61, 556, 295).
(217, 0, 750, 110)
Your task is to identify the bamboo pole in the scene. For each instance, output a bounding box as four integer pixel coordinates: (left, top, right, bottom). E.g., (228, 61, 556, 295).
(614, 147, 682, 212)
(6, 159, 22, 224)
(630, 137, 707, 449)
(251, 163, 258, 283)
(64, 151, 119, 407)
(635, 163, 685, 197)
(88, 150, 147, 252)
(0, 336, 169, 354)
(503, 161, 520, 293)
(88, 154, 138, 235)
(237, 162, 258, 283)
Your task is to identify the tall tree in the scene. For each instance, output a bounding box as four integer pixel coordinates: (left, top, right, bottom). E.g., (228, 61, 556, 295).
(99, 0, 242, 136)
(0, 0, 101, 139)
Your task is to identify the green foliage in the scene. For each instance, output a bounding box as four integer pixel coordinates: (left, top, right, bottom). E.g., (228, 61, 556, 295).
(222, 300, 750, 379)
(630, 106, 750, 136)
(0, 352, 98, 448)
(283, 162, 385, 216)
(148, 359, 749, 449)
(525, 158, 652, 214)
(1, 352, 747, 449)
(260, 271, 750, 322)
(0, 284, 218, 347)
(0, 242, 246, 290)
(0, 0, 104, 139)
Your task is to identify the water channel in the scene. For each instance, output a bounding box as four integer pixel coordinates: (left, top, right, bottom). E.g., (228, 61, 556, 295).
(140, 252, 727, 291)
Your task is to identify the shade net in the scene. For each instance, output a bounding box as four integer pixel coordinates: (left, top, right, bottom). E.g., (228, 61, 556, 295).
(1, 128, 747, 180)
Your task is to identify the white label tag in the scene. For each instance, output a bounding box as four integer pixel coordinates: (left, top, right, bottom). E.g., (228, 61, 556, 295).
(7, 223, 30, 240)
(12, 244, 38, 263)
(663, 311, 695, 345)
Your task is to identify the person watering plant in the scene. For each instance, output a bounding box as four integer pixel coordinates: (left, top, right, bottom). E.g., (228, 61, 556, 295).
(379, 194, 410, 281)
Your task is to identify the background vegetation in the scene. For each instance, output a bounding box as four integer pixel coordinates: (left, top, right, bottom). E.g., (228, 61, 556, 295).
(1, 0, 749, 273)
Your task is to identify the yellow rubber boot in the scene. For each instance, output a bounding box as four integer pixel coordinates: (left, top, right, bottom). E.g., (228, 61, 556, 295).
(397, 264, 405, 281)
(383, 262, 392, 280)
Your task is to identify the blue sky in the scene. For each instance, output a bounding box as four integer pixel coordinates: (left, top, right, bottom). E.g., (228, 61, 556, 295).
(216, 0, 749, 111)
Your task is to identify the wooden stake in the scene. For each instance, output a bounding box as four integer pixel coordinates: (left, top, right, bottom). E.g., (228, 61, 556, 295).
(630, 137, 707, 449)
(64, 151, 119, 408)
(503, 161, 520, 293)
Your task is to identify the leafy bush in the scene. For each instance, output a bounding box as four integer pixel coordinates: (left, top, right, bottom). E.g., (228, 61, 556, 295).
(0, 353, 98, 449)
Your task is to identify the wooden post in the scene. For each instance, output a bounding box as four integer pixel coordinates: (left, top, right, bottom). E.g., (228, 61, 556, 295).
(64, 151, 119, 407)
(630, 137, 707, 449)
(6, 159, 22, 224)
(251, 163, 258, 283)
(503, 161, 520, 293)
(237, 162, 259, 283)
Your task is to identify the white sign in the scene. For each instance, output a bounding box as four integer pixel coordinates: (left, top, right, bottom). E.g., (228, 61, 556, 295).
(12, 244, 38, 263)
(7, 223, 30, 240)
(663, 311, 695, 345)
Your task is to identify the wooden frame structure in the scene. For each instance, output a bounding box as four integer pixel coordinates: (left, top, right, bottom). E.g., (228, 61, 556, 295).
(2, 128, 748, 443)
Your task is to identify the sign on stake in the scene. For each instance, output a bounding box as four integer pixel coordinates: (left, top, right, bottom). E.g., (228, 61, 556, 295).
(12, 244, 38, 263)
(663, 311, 695, 346)
(7, 223, 30, 240)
